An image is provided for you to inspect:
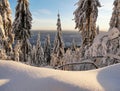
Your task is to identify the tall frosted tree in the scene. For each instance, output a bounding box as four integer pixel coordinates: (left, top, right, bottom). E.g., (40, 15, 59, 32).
(13, 0, 32, 62)
(0, 15, 6, 59)
(53, 13, 64, 58)
(0, 0, 14, 55)
(51, 13, 64, 67)
(0, 15, 5, 45)
(35, 33, 45, 66)
(74, 0, 101, 57)
(44, 34, 51, 65)
(109, 0, 120, 31)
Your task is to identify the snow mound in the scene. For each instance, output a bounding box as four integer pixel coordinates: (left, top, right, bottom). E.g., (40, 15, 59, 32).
(0, 60, 120, 91)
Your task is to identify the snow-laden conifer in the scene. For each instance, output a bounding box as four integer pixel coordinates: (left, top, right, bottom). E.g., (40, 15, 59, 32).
(109, 0, 120, 31)
(14, 40, 21, 61)
(35, 33, 45, 66)
(53, 13, 64, 58)
(44, 34, 51, 65)
(84, 0, 120, 66)
(13, 0, 32, 62)
(96, 26, 100, 35)
(51, 13, 64, 67)
(0, 0, 14, 55)
(71, 39, 76, 51)
(74, 0, 101, 57)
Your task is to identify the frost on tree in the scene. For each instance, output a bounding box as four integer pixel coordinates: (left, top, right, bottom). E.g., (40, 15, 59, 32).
(44, 34, 51, 65)
(35, 33, 45, 66)
(14, 40, 21, 61)
(71, 39, 77, 51)
(85, 27, 120, 67)
(96, 26, 100, 35)
(51, 13, 65, 67)
(0, 14, 7, 60)
(0, 15, 5, 50)
(109, 0, 120, 31)
(0, 0, 14, 56)
(13, 0, 32, 62)
(74, 0, 101, 57)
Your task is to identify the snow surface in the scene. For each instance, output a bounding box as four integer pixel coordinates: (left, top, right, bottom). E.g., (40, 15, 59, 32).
(0, 60, 120, 91)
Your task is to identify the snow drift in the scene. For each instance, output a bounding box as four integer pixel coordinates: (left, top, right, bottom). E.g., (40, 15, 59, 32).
(0, 60, 120, 91)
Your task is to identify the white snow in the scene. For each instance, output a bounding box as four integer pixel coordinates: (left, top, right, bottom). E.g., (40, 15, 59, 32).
(0, 60, 120, 91)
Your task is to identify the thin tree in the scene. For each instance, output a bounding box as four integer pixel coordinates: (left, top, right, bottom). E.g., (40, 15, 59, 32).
(44, 34, 51, 65)
(13, 0, 32, 62)
(51, 13, 64, 67)
(74, 0, 101, 57)
(53, 13, 64, 58)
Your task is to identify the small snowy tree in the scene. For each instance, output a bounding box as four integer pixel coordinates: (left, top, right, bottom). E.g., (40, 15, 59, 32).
(74, 0, 101, 57)
(0, 0, 14, 56)
(44, 34, 51, 65)
(51, 13, 65, 67)
(13, 0, 32, 62)
(96, 26, 100, 35)
(35, 33, 45, 66)
(14, 40, 21, 61)
(31, 45, 36, 65)
(71, 38, 77, 51)
(109, 0, 120, 31)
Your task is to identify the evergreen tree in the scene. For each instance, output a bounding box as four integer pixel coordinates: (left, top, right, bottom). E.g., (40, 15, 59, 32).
(0, 15, 5, 39)
(51, 13, 64, 67)
(109, 0, 120, 31)
(71, 38, 77, 51)
(74, 0, 101, 57)
(0, 15, 5, 49)
(13, 0, 32, 62)
(35, 33, 44, 66)
(14, 40, 21, 61)
(44, 34, 51, 65)
(53, 13, 64, 58)
(0, 15, 7, 60)
(96, 26, 100, 35)
(0, 0, 14, 55)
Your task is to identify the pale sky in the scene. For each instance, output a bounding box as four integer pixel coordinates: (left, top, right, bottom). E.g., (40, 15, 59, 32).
(9, 0, 114, 31)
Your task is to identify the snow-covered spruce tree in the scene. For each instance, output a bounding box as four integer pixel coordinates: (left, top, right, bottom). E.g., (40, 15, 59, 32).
(14, 40, 21, 61)
(51, 13, 64, 67)
(35, 33, 45, 66)
(44, 34, 51, 65)
(109, 0, 120, 31)
(71, 38, 77, 51)
(31, 45, 36, 65)
(84, 0, 120, 67)
(13, 0, 32, 62)
(0, 15, 7, 59)
(0, 15, 5, 49)
(74, 0, 101, 57)
(96, 26, 100, 35)
(0, 0, 14, 56)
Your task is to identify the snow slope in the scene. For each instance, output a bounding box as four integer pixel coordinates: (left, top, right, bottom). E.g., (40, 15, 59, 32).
(0, 60, 120, 91)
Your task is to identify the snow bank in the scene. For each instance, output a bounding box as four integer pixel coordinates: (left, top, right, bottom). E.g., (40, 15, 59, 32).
(0, 60, 120, 91)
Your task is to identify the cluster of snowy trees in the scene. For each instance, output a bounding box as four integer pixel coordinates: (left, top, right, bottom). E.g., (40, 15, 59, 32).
(67, 0, 120, 70)
(0, 0, 51, 67)
(0, 0, 120, 70)
(56, 0, 120, 70)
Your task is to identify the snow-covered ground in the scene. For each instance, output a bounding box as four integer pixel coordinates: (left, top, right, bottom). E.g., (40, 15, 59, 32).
(0, 60, 120, 91)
